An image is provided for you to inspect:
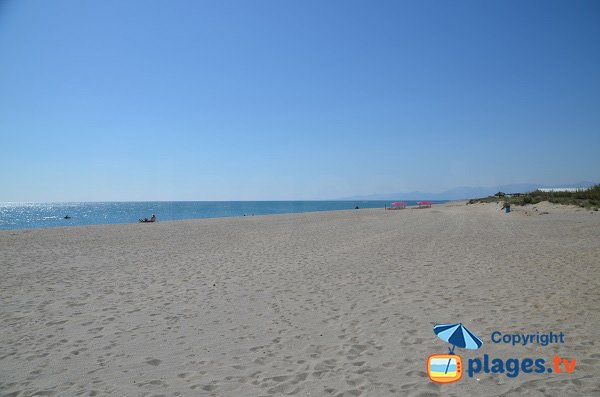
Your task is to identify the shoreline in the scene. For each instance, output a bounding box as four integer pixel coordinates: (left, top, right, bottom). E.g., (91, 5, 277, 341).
(0, 202, 450, 232)
(2, 200, 594, 234)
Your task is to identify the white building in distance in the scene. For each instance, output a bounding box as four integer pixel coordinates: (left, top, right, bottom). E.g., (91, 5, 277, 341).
(537, 187, 588, 192)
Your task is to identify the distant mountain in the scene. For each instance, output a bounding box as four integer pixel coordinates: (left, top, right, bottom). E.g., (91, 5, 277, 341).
(340, 181, 597, 201)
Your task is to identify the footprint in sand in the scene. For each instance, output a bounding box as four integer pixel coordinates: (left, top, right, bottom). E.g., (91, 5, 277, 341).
(145, 357, 161, 366)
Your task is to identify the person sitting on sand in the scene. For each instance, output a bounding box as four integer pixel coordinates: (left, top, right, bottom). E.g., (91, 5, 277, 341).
(139, 214, 157, 223)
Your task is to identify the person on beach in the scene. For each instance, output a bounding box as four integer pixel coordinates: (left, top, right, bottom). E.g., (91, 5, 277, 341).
(139, 214, 157, 223)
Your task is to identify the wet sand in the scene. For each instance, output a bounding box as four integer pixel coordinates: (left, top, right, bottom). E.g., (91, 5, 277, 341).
(1, 202, 599, 396)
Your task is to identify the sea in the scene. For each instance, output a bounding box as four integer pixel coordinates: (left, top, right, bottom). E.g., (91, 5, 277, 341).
(0, 201, 447, 230)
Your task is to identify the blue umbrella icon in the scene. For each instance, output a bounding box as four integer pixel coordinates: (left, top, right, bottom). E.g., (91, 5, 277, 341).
(434, 323, 482, 374)
(434, 323, 483, 354)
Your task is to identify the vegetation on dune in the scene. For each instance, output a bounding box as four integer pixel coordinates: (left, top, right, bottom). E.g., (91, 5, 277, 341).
(468, 185, 600, 210)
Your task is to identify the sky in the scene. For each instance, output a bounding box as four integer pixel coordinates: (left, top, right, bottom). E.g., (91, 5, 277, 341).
(1, 0, 599, 201)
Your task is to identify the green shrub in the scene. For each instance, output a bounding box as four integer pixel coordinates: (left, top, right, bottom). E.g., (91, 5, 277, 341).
(468, 184, 600, 208)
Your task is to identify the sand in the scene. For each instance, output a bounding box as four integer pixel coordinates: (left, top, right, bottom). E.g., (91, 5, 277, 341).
(1, 202, 599, 396)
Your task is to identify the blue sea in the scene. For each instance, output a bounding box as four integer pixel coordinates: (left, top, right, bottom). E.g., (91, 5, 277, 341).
(0, 201, 447, 230)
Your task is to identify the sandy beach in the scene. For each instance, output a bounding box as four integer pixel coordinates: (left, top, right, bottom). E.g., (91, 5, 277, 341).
(1, 202, 599, 396)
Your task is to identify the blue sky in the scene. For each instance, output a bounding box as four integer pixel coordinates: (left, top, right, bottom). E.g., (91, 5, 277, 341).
(1, 0, 599, 201)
